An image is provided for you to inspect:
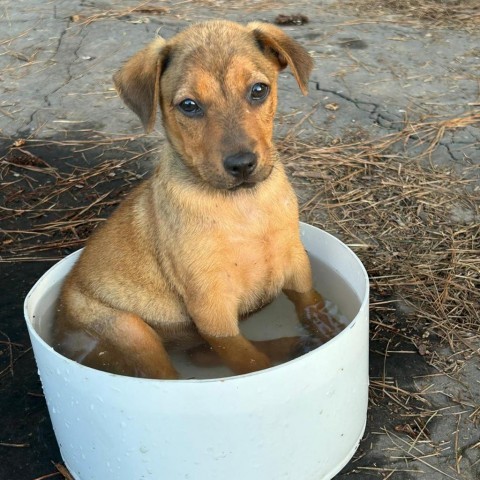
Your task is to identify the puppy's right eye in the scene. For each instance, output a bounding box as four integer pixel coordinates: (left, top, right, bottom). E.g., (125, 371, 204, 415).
(177, 99, 203, 117)
(249, 83, 269, 103)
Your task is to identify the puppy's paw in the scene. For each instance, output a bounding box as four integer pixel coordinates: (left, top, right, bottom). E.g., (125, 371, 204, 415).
(242, 350, 271, 373)
(301, 302, 345, 343)
(290, 335, 323, 359)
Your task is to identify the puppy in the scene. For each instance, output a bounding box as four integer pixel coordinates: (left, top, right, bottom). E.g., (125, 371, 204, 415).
(53, 20, 342, 379)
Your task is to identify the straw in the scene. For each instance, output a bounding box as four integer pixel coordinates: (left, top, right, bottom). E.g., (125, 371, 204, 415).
(335, 0, 480, 30)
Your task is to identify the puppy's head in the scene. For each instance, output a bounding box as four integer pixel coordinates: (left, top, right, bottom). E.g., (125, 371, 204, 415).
(114, 21, 313, 190)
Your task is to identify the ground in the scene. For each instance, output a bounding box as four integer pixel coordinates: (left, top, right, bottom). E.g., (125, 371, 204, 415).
(0, 1, 479, 479)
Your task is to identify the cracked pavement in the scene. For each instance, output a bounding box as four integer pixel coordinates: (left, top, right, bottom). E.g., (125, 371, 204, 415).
(1, 1, 479, 479)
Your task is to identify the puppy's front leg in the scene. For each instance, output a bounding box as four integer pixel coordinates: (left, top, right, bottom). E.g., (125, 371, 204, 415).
(187, 300, 271, 374)
(284, 248, 345, 343)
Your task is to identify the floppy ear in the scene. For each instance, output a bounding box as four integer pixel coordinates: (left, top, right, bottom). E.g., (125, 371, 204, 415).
(248, 22, 313, 95)
(113, 38, 170, 133)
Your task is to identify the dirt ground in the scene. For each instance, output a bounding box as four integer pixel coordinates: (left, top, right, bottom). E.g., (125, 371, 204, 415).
(0, 1, 479, 479)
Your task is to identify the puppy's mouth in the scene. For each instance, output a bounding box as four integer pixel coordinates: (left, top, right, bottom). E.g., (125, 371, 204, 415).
(229, 181, 258, 191)
(196, 163, 273, 192)
(225, 164, 274, 192)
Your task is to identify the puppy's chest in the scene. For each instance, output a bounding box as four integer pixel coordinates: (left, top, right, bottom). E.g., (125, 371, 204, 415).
(226, 228, 288, 279)
(194, 216, 297, 300)
(169, 185, 301, 305)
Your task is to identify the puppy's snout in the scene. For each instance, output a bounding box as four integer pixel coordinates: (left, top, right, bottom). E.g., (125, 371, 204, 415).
(223, 152, 257, 180)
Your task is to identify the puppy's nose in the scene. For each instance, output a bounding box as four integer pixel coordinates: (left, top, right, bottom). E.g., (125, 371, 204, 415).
(223, 152, 257, 179)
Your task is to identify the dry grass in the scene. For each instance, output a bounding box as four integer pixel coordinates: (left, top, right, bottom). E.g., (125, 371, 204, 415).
(68, 0, 293, 25)
(66, 0, 480, 29)
(0, 133, 157, 261)
(339, 0, 480, 29)
(70, 2, 168, 25)
(280, 112, 479, 362)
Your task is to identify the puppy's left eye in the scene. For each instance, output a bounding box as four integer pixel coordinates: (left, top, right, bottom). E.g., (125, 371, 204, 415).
(249, 83, 269, 103)
(177, 99, 203, 117)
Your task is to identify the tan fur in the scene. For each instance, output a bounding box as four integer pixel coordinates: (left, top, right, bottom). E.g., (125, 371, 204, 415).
(53, 20, 340, 379)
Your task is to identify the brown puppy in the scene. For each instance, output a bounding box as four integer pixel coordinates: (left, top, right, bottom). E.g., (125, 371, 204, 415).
(53, 20, 341, 379)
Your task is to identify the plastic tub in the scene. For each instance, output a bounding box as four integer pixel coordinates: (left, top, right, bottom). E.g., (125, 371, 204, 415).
(24, 223, 369, 480)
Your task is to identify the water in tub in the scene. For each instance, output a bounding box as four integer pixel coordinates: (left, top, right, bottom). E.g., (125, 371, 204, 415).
(35, 255, 360, 379)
